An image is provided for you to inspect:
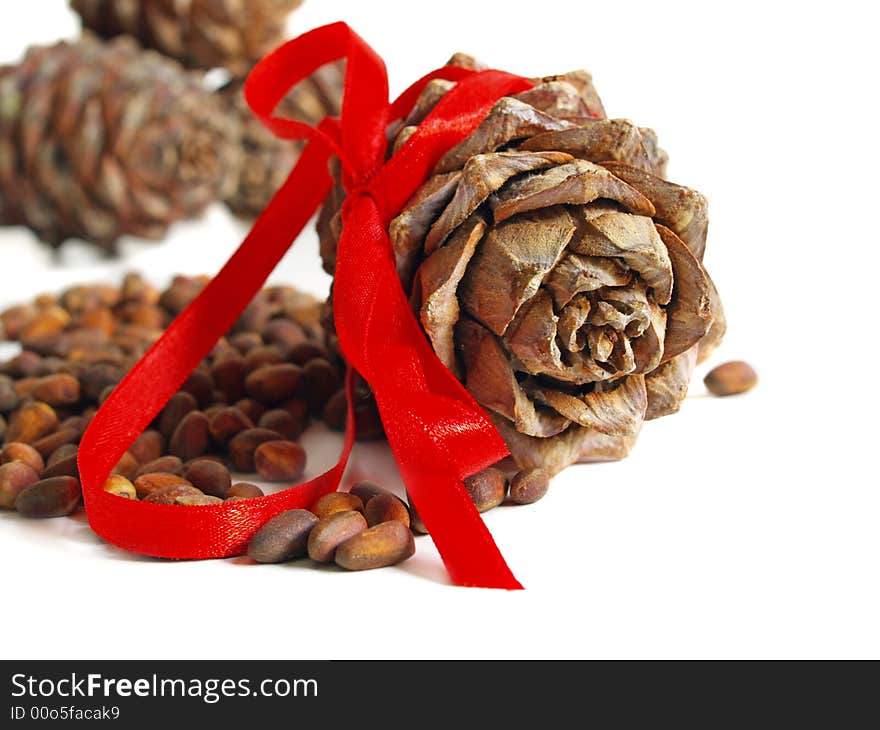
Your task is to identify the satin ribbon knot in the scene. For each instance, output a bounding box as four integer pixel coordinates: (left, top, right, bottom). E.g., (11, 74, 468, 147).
(76, 22, 533, 589)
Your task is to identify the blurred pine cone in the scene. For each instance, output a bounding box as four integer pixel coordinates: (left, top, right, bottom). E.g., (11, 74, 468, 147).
(0, 35, 241, 251)
(220, 61, 344, 218)
(318, 57, 726, 475)
(70, 0, 301, 74)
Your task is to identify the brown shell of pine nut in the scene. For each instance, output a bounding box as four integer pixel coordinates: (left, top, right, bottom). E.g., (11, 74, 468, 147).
(464, 467, 508, 512)
(0, 461, 41, 509)
(227, 482, 265, 499)
(30, 374, 81, 406)
(41, 453, 80, 480)
(0, 376, 21, 411)
(254, 440, 306, 482)
(364, 493, 411, 528)
(158, 391, 198, 440)
(208, 406, 254, 445)
(311, 491, 364, 519)
(181, 370, 214, 408)
(234, 398, 267, 424)
(247, 509, 318, 563)
(211, 357, 248, 402)
(46, 444, 77, 469)
(228, 428, 284, 472)
(308, 510, 368, 563)
(129, 429, 165, 464)
(258, 409, 306, 441)
(111, 450, 139, 480)
(133, 472, 193, 499)
(243, 345, 285, 373)
(244, 364, 302, 403)
(142, 484, 205, 504)
(335, 521, 416, 571)
(31, 428, 79, 459)
(135, 455, 184, 478)
(183, 459, 232, 498)
(15, 476, 81, 517)
(349, 480, 388, 506)
(0, 442, 45, 474)
(703, 361, 758, 396)
(508, 468, 550, 505)
(102, 474, 137, 499)
(5, 402, 58, 444)
(175, 493, 223, 506)
(168, 411, 210, 461)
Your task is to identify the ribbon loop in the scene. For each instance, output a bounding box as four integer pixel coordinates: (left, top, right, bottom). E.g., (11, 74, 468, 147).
(245, 21, 390, 189)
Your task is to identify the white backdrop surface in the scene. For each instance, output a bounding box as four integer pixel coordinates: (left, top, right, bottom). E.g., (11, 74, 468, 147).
(0, 0, 876, 659)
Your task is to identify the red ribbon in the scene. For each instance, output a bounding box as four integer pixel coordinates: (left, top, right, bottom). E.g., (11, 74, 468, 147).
(77, 22, 532, 589)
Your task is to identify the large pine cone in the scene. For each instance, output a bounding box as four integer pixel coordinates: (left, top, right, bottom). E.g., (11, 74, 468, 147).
(70, 0, 301, 74)
(0, 35, 241, 250)
(319, 60, 726, 475)
(220, 61, 344, 219)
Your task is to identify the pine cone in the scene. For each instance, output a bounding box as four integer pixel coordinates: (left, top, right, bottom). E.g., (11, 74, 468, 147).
(221, 61, 344, 218)
(0, 35, 241, 251)
(318, 60, 726, 475)
(71, 0, 301, 74)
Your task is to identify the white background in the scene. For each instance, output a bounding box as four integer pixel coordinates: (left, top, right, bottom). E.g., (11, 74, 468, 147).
(0, 0, 877, 659)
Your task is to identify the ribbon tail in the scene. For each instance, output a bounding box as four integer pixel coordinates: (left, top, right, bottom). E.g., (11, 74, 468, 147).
(381, 405, 523, 590)
(334, 196, 521, 589)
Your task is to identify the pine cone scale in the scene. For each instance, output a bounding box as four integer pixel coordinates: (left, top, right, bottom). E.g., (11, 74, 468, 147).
(599, 161, 708, 260)
(458, 207, 574, 337)
(413, 213, 486, 377)
(390, 170, 461, 289)
(521, 121, 668, 176)
(656, 225, 712, 363)
(434, 98, 578, 175)
(424, 150, 571, 255)
(489, 159, 656, 222)
(457, 315, 570, 438)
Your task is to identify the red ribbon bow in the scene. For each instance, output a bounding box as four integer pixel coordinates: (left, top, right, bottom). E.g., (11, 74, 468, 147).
(77, 22, 532, 589)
